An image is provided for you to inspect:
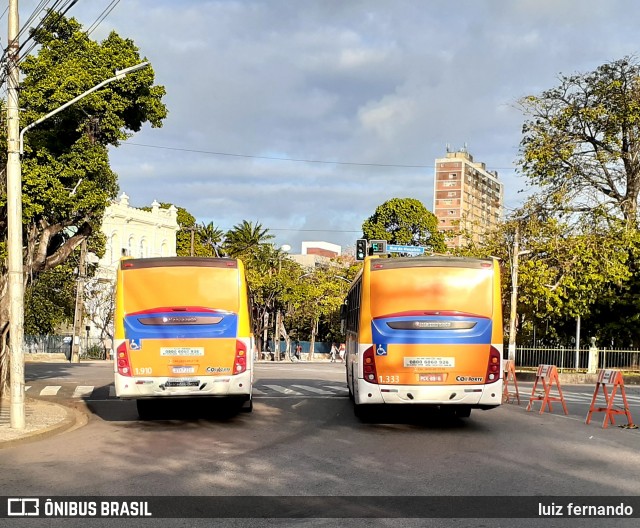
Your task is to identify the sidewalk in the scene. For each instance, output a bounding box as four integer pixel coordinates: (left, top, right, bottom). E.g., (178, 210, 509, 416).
(0, 396, 86, 449)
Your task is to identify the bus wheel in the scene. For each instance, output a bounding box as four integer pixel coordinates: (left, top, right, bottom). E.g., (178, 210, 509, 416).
(354, 403, 373, 422)
(241, 398, 253, 413)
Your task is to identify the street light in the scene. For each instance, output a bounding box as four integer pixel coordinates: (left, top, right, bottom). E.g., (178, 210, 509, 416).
(5, 61, 149, 428)
(20, 62, 149, 154)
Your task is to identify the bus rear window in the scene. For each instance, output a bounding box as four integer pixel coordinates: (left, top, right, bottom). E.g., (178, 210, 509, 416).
(369, 267, 493, 318)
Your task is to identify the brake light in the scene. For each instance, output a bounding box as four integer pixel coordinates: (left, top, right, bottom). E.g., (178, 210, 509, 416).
(234, 340, 247, 374)
(117, 342, 132, 377)
(362, 346, 378, 384)
(485, 346, 501, 384)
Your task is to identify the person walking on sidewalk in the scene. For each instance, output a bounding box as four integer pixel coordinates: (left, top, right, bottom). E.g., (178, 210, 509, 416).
(330, 343, 338, 362)
(338, 343, 346, 363)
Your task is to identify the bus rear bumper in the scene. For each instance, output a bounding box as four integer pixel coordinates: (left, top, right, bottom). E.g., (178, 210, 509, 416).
(356, 379, 502, 407)
(115, 371, 253, 399)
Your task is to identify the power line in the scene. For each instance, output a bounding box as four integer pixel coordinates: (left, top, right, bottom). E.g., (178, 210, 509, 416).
(123, 142, 519, 171)
(86, 0, 122, 36)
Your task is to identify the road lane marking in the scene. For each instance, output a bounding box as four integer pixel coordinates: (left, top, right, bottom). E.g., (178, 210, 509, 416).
(72, 386, 94, 398)
(39, 386, 61, 396)
(291, 384, 334, 395)
(263, 385, 304, 395)
(323, 385, 349, 392)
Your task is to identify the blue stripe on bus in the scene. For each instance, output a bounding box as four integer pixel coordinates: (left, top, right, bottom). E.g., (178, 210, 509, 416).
(371, 316, 492, 345)
(124, 312, 238, 340)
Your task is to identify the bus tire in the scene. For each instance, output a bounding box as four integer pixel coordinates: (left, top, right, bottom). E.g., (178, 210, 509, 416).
(456, 406, 471, 418)
(354, 402, 373, 422)
(241, 397, 253, 413)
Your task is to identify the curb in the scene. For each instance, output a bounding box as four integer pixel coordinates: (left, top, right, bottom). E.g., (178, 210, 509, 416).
(0, 397, 89, 450)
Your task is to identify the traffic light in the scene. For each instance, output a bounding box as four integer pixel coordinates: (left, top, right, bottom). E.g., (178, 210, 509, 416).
(369, 240, 387, 255)
(356, 239, 367, 261)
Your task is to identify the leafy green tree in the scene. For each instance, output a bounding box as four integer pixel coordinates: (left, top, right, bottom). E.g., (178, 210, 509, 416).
(24, 265, 76, 335)
(224, 220, 274, 258)
(519, 57, 640, 225)
(459, 206, 634, 347)
(199, 221, 224, 257)
(517, 56, 640, 347)
(362, 198, 446, 253)
(0, 12, 167, 392)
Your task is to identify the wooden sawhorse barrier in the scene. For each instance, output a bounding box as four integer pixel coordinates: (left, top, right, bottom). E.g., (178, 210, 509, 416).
(526, 364, 568, 415)
(585, 369, 634, 429)
(503, 359, 520, 404)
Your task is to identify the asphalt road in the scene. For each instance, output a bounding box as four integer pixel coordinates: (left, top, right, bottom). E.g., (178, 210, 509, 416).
(2, 361, 639, 527)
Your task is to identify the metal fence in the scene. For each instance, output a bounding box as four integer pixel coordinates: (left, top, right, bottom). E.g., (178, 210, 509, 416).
(24, 335, 110, 360)
(515, 346, 640, 373)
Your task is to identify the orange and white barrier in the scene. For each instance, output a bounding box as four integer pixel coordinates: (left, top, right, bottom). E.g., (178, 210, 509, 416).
(585, 369, 634, 429)
(526, 364, 568, 415)
(502, 359, 520, 404)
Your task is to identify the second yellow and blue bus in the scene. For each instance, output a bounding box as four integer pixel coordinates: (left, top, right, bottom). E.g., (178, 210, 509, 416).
(113, 256, 254, 418)
(343, 255, 503, 419)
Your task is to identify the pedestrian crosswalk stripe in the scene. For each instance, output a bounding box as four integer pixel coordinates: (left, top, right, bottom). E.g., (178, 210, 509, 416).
(72, 386, 94, 398)
(109, 386, 116, 398)
(292, 384, 334, 395)
(251, 387, 266, 395)
(39, 386, 61, 396)
(323, 385, 348, 392)
(263, 385, 304, 395)
(24, 386, 32, 392)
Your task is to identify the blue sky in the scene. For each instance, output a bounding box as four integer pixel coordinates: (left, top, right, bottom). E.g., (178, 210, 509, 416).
(15, 0, 640, 252)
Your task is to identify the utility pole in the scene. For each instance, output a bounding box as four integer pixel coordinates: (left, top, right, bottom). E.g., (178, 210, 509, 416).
(6, 0, 25, 429)
(71, 240, 87, 363)
(507, 223, 520, 362)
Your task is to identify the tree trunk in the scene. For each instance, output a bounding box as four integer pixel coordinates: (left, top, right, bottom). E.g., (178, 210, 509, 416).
(309, 317, 318, 362)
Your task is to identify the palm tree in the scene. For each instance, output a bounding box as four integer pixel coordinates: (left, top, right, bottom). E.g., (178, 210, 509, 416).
(223, 220, 274, 257)
(199, 221, 224, 257)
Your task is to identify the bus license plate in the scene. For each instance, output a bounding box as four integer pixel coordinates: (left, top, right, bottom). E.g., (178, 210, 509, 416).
(172, 366, 196, 374)
(160, 347, 204, 356)
(165, 379, 200, 388)
(419, 373, 446, 382)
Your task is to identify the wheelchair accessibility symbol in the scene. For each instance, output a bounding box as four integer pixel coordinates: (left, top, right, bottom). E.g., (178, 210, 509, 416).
(376, 344, 388, 356)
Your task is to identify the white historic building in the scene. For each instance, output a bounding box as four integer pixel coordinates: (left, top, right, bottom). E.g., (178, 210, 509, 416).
(83, 193, 179, 343)
(98, 192, 179, 273)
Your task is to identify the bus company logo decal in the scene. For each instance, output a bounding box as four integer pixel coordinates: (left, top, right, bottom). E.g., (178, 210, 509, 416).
(456, 376, 483, 382)
(206, 366, 232, 373)
(413, 321, 451, 329)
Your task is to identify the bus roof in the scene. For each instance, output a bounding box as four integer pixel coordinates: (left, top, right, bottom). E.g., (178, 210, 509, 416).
(369, 256, 494, 271)
(120, 257, 239, 270)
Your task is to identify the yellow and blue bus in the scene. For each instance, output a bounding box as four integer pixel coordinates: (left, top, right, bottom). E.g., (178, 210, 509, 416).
(113, 257, 254, 418)
(343, 255, 503, 419)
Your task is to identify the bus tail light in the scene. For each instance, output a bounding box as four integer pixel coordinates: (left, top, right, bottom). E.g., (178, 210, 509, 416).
(485, 346, 501, 384)
(234, 340, 247, 374)
(362, 346, 378, 384)
(117, 342, 132, 377)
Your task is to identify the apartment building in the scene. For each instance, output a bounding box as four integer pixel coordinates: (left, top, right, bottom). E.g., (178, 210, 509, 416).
(433, 149, 503, 248)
